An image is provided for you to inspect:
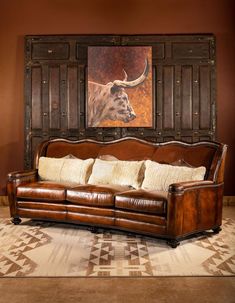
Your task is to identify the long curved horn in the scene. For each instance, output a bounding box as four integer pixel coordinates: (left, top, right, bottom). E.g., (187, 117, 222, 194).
(122, 69, 128, 81)
(113, 59, 149, 88)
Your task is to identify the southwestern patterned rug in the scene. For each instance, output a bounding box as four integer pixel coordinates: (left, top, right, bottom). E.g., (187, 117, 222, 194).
(0, 218, 234, 277)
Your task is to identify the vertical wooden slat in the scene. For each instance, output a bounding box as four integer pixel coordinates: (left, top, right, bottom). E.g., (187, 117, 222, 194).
(174, 65, 181, 136)
(49, 66, 60, 130)
(192, 65, 200, 134)
(181, 66, 193, 130)
(163, 66, 174, 129)
(25, 65, 32, 169)
(156, 64, 163, 132)
(67, 65, 79, 129)
(79, 64, 86, 130)
(199, 65, 211, 129)
(60, 64, 68, 133)
(31, 136, 43, 167)
(31, 67, 42, 129)
(42, 65, 49, 134)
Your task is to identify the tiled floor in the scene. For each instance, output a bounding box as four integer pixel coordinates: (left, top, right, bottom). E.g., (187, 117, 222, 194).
(0, 205, 235, 303)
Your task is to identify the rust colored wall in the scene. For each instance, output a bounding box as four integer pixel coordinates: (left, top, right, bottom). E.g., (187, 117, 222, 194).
(0, 0, 234, 195)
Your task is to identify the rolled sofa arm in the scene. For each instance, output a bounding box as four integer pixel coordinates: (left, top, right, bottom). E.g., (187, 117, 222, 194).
(167, 180, 224, 238)
(8, 169, 38, 182)
(7, 169, 38, 218)
(168, 180, 214, 194)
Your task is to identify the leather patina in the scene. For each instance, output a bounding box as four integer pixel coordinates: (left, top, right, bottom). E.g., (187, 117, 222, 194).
(7, 137, 227, 248)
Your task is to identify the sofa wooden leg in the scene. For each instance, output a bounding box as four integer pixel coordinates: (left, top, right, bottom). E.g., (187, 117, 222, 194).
(167, 239, 180, 248)
(212, 226, 222, 234)
(89, 226, 99, 234)
(12, 217, 22, 225)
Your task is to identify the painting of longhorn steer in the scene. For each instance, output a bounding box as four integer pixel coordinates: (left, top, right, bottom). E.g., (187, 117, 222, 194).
(87, 46, 152, 128)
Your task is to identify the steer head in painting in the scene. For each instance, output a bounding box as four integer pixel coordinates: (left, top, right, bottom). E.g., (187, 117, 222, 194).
(87, 59, 149, 127)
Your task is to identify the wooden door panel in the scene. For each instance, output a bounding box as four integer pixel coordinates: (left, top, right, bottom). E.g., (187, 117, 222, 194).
(163, 66, 174, 130)
(41, 65, 49, 134)
(181, 65, 193, 130)
(48, 66, 60, 130)
(31, 66, 42, 129)
(199, 65, 211, 130)
(67, 65, 79, 130)
(24, 34, 216, 168)
(172, 42, 210, 59)
(32, 42, 70, 60)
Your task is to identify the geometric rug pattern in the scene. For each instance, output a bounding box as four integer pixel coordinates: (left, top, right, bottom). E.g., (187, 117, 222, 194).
(0, 218, 234, 277)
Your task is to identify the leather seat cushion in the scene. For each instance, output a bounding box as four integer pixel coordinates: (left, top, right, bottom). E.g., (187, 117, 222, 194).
(115, 190, 167, 215)
(66, 184, 131, 207)
(16, 181, 75, 201)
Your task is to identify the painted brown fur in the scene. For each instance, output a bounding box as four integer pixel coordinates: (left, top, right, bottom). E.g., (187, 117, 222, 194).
(87, 59, 149, 127)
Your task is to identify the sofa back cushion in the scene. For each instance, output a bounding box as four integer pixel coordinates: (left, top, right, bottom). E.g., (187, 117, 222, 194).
(142, 160, 206, 191)
(60, 158, 94, 184)
(38, 157, 94, 184)
(38, 157, 64, 182)
(37, 138, 224, 182)
(88, 159, 144, 189)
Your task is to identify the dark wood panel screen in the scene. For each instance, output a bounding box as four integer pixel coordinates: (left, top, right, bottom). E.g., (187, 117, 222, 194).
(24, 34, 216, 168)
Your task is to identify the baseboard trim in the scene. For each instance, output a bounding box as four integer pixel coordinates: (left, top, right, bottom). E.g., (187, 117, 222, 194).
(0, 195, 235, 206)
(223, 196, 235, 206)
(0, 196, 9, 206)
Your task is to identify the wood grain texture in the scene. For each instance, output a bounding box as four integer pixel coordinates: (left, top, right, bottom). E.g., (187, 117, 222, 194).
(24, 34, 216, 168)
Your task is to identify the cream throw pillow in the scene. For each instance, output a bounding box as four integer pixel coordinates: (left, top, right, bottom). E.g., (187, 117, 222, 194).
(88, 159, 144, 189)
(142, 160, 206, 191)
(38, 157, 64, 182)
(38, 157, 94, 184)
(60, 158, 94, 184)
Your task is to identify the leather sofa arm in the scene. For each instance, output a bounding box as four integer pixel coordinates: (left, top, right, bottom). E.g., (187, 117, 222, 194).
(168, 180, 215, 194)
(7, 169, 38, 219)
(8, 169, 38, 182)
(167, 181, 224, 238)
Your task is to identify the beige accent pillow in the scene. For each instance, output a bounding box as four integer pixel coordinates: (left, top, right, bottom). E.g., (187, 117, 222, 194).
(142, 160, 206, 191)
(60, 158, 94, 184)
(38, 157, 94, 184)
(88, 159, 144, 189)
(38, 157, 64, 182)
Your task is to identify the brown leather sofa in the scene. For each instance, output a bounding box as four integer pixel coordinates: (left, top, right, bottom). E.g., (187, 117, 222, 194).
(7, 137, 227, 248)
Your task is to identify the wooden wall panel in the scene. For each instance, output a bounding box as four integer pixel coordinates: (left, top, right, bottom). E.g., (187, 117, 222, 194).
(181, 66, 193, 130)
(192, 65, 200, 132)
(155, 64, 163, 133)
(67, 66, 79, 130)
(172, 42, 210, 59)
(199, 65, 211, 129)
(60, 64, 68, 134)
(163, 66, 174, 130)
(41, 65, 49, 134)
(49, 66, 60, 130)
(31, 67, 42, 129)
(24, 34, 216, 168)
